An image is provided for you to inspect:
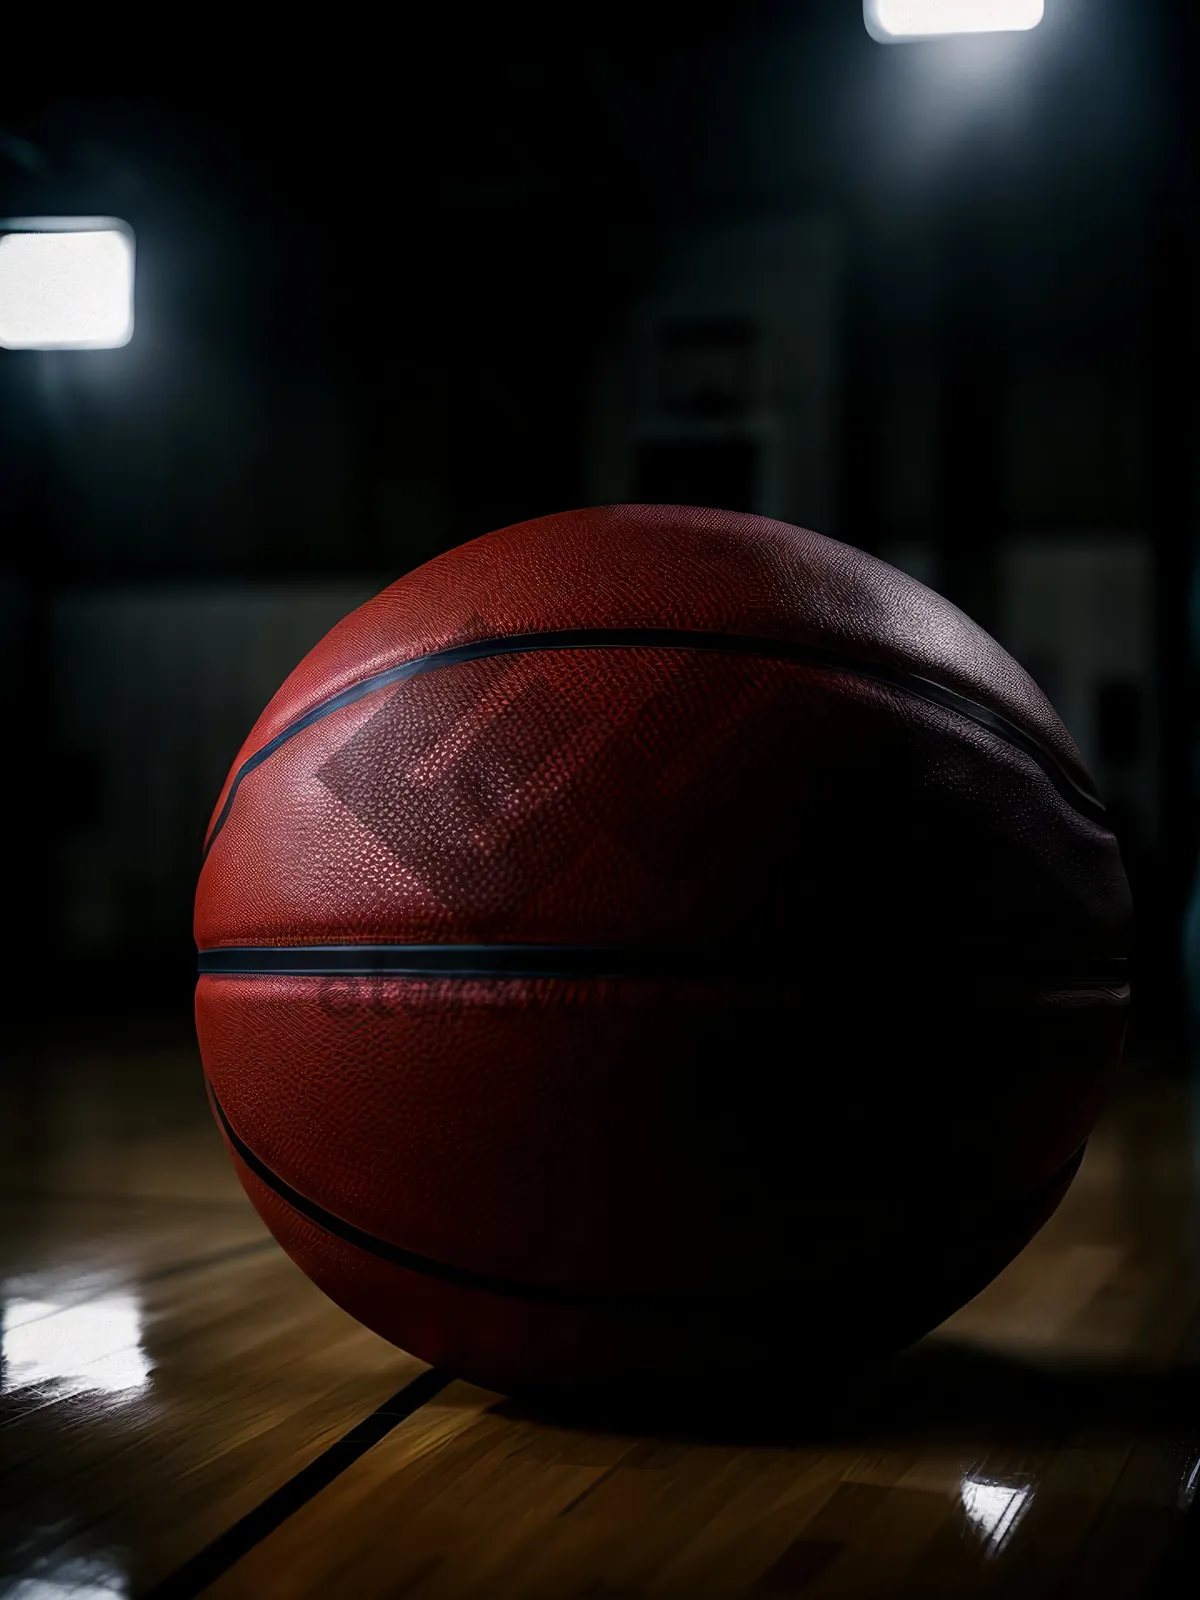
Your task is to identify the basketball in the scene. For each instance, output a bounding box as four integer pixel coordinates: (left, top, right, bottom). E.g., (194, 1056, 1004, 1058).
(194, 505, 1131, 1392)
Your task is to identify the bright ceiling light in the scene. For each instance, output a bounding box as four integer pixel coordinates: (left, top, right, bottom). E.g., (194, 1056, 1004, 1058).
(866, 0, 1044, 41)
(0, 218, 135, 350)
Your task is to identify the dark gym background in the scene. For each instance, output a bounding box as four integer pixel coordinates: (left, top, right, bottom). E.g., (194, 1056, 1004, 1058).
(1, 0, 1197, 1057)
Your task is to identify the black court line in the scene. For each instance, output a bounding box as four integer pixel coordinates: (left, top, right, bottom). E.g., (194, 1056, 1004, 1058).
(136, 1366, 450, 1600)
(201, 626, 1107, 858)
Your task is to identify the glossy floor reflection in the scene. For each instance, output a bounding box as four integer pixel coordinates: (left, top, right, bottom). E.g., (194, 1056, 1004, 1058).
(0, 1021, 1197, 1599)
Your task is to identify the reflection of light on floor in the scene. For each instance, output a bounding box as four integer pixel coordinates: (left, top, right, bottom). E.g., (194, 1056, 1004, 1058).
(960, 1475, 1033, 1555)
(1181, 1452, 1200, 1510)
(4, 1551, 127, 1597)
(1, 1293, 150, 1397)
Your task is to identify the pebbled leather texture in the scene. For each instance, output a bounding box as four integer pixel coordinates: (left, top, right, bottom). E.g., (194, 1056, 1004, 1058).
(225, 1132, 1086, 1391)
(194, 504, 1132, 1388)
(200, 505, 1096, 847)
(199, 974, 1126, 1296)
(195, 648, 1127, 954)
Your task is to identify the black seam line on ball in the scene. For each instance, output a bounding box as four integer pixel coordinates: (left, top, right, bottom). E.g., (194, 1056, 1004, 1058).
(207, 1081, 741, 1312)
(195, 944, 1131, 987)
(197, 943, 760, 980)
(209, 1080, 1091, 1314)
(200, 627, 1107, 859)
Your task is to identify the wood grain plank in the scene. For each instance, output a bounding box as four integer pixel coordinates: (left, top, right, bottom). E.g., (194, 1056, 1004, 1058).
(1, 1029, 1196, 1600)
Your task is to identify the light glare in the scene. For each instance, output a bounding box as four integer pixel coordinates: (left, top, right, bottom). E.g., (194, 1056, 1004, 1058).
(4, 1557, 127, 1600)
(960, 1476, 1033, 1555)
(0, 226, 135, 350)
(868, 0, 1044, 39)
(2, 1293, 151, 1396)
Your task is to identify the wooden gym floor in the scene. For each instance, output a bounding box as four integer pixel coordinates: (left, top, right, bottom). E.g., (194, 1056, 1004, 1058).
(1, 1019, 1198, 1600)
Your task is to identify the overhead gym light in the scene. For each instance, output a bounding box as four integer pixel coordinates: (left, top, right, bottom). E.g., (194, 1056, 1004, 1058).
(865, 0, 1045, 42)
(0, 217, 135, 350)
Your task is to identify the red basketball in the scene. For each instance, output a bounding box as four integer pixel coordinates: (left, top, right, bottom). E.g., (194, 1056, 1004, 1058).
(195, 505, 1131, 1391)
